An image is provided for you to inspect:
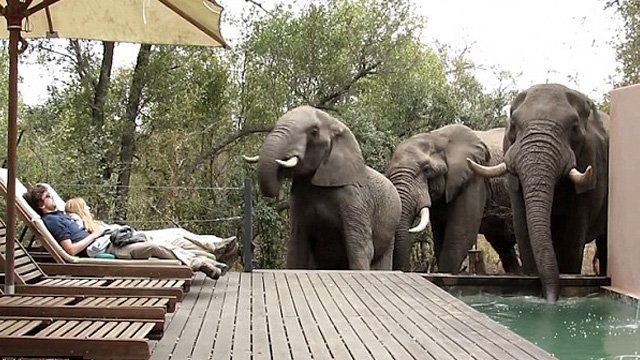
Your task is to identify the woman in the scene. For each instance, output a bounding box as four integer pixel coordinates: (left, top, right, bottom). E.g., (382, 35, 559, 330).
(65, 197, 238, 277)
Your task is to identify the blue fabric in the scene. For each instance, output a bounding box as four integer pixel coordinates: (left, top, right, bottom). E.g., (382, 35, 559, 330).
(42, 210, 90, 257)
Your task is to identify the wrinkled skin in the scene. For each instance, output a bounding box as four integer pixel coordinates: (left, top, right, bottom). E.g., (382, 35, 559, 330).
(256, 106, 401, 270)
(471, 83, 609, 304)
(387, 124, 518, 273)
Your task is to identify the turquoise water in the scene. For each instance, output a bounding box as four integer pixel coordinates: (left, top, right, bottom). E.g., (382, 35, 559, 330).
(459, 293, 640, 360)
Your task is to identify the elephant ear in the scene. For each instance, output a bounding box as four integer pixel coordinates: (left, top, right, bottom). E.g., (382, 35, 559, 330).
(444, 127, 490, 203)
(567, 90, 602, 194)
(311, 119, 366, 187)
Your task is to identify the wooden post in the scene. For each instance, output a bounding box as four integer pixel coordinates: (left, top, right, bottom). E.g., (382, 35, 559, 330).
(468, 247, 485, 275)
(243, 178, 253, 272)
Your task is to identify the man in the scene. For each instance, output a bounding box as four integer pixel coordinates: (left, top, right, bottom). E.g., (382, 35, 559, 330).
(25, 184, 224, 279)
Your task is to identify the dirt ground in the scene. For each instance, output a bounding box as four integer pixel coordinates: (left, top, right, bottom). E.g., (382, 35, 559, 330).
(477, 235, 599, 275)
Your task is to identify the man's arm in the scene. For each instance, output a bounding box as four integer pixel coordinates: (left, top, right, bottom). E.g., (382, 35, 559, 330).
(59, 231, 104, 256)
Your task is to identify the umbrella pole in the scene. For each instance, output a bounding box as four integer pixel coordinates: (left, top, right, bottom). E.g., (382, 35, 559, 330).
(4, 5, 22, 296)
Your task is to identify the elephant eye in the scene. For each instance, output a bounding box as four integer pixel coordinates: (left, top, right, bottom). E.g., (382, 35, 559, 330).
(310, 127, 319, 136)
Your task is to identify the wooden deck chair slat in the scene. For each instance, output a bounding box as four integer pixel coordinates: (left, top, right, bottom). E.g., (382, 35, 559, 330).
(117, 322, 145, 339)
(91, 321, 119, 338)
(13, 254, 31, 267)
(0, 337, 151, 359)
(105, 321, 134, 338)
(20, 270, 45, 283)
(49, 320, 80, 337)
(74, 321, 106, 338)
(2, 319, 43, 336)
(65, 320, 95, 338)
(132, 322, 156, 339)
(0, 320, 17, 334)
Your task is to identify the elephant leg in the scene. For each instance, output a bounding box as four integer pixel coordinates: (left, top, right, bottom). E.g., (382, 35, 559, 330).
(595, 233, 607, 275)
(371, 243, 393, 270)
(483, 231, 520, 274)
(510, 188, 536, 275)
(431, 219, 445, 271)
(286, 219, 311, 269)
(344, 227, 374, 270)
(438, 178, 486, 273)
(556, 213, 587, 274)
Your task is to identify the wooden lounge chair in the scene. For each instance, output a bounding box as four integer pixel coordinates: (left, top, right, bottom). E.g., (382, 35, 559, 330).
(0, 232, 186, 305)
(0, 288, 174, 318)
(0, 316, 153, 359)
(0, 169, 194, 282)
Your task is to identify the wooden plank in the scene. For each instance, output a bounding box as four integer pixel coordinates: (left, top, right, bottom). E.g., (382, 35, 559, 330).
(286, 272, 333, 359)
(361, 274, 456, 360)
(190, 272, 229, 359)
(249, 272, 271, 360)
(403, 274, 556, 360)
(338, 273, 415, 360)
(405, 274, 539, 359)
(354, 273, 446, 360)
(309, 273, 373, 360)
(170, 271, 216, 358)
(149, 275, 203, 358)
(298, 272, 352, 360)
(376, 274, 482, 360)
(211, 272, 241, 360)
(275, 271, 312, 360)
(231, 272, 252, 360)
(263, 272, 293, 360)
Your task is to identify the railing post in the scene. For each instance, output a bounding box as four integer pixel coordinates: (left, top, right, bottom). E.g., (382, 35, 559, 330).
(243, 178, 253, 272)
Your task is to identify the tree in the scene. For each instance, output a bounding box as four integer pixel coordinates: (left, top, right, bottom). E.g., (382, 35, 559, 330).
(608, 0, 640, 86)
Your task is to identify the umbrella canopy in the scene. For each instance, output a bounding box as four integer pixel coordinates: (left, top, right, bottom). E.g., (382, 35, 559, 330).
(1, 0, 228, 294)
(0, 0, 228, 47)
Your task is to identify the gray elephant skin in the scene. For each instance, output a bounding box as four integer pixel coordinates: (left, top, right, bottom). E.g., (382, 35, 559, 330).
(387, 124, 518, 273)
(468, 83, 609, 303)
(255, 106, 401, 270)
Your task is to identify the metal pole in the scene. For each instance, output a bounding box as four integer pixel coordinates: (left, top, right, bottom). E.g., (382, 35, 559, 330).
(243, 178, 253, 272)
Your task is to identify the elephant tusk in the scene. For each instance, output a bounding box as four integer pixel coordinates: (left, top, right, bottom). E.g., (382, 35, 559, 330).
(568, 165, 593, 185)
(242, 155, 260, 163)
(409, 207, 430, 233)
(466, 158, 508, 178)
(276, 156, 299, 168)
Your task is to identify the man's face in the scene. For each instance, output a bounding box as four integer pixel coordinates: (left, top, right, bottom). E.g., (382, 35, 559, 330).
(40, 191, 57, 213)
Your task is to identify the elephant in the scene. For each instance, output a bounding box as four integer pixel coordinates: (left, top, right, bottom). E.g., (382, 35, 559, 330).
(387, 124, 518, 274)
(249, 105, 401, 270)
(467, 83, 609, 303)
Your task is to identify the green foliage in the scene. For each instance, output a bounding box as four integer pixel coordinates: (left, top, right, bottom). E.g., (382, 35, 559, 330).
(12, 0, 517, 269)
(609, 0, 640, 85)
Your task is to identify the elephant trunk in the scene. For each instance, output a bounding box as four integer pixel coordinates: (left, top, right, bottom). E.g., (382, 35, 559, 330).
(389, 171, 429, 271)
(257, 128, 290, 197)
(514, 131, 566, 304)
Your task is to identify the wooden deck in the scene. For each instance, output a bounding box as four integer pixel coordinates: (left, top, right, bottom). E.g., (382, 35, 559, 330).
(150, 270, 557, 360)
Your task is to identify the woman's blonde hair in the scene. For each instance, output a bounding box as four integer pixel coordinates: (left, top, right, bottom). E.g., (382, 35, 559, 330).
(65, 197, 103, 233)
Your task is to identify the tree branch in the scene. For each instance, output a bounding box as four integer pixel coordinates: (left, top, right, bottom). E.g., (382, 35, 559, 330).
(315, 62, 380, 108)
(182, 123, 274, 177)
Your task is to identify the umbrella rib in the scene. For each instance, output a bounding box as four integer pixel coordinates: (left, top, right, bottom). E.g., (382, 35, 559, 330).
(27, 0, 62, 17)
(158, 0, 229, 48)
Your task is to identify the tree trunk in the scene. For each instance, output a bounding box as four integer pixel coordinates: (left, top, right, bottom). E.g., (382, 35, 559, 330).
(94, 41, 115, 182)
(114, 44, 152, 221)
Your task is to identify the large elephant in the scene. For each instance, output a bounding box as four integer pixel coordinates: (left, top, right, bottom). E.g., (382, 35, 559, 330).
(387, 124, 518, 273)
(468, 83, 609, 303)
(251, 106, 401, 270)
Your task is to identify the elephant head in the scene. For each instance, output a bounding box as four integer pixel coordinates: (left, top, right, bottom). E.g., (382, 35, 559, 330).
(255, 106, 366, 197)
(387, 124, 489, 272)
(468, 83, 608, 303)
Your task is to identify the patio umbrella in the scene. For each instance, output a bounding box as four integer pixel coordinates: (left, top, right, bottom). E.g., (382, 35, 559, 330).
(1, 0, 229, 294)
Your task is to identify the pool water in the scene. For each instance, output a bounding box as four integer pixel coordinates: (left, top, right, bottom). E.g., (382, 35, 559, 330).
(458, 293, 640, 360)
